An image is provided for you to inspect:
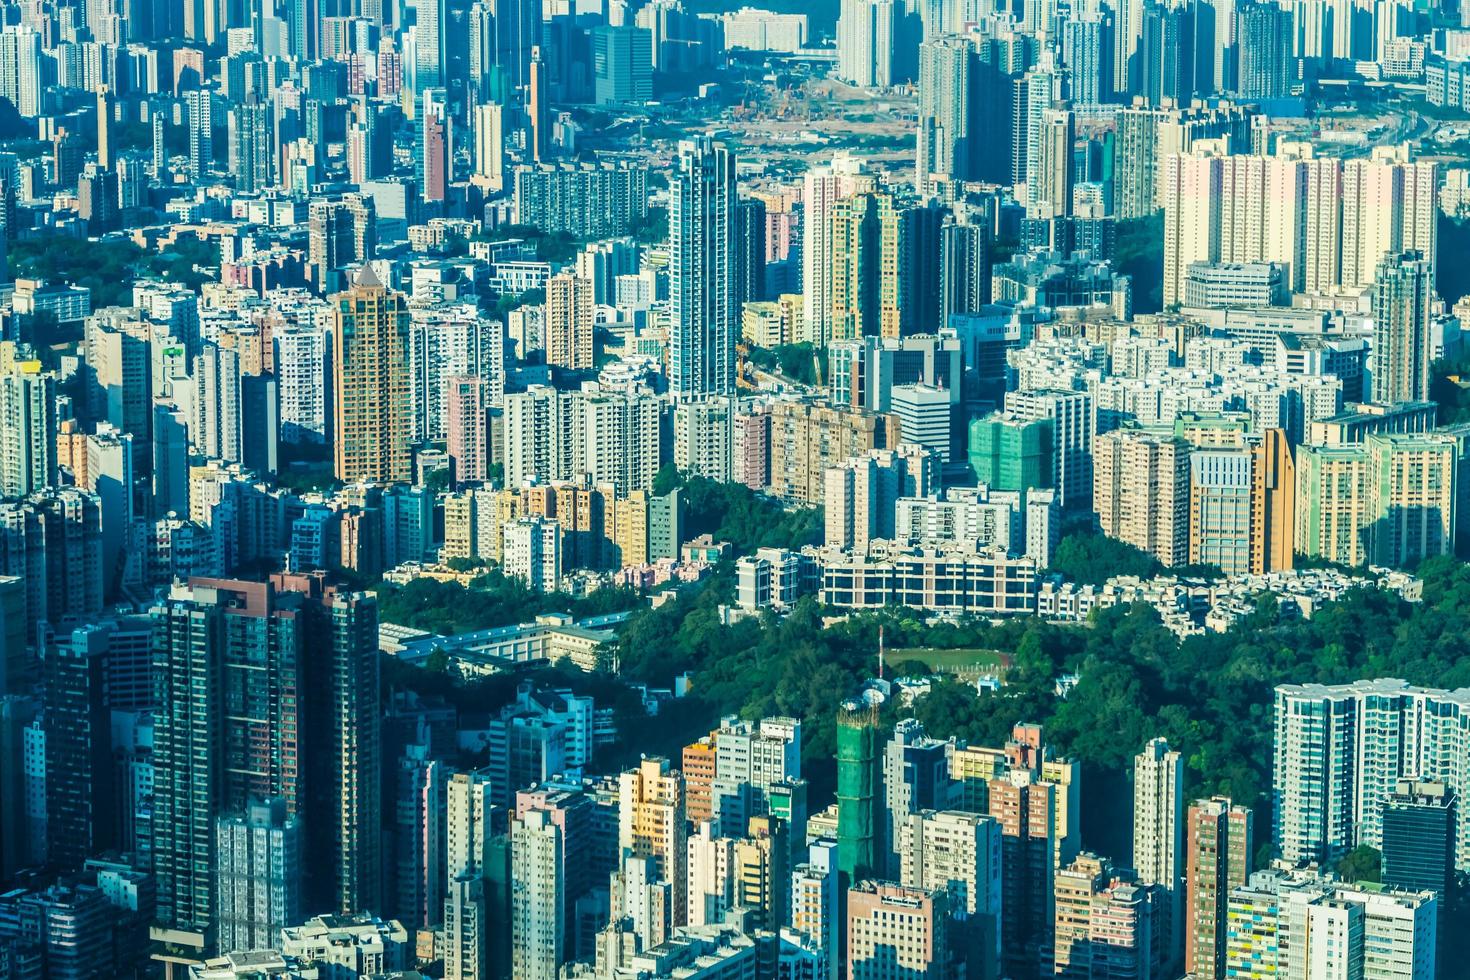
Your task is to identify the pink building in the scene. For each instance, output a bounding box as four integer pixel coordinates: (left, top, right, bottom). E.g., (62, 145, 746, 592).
(445, 375, 490, 484)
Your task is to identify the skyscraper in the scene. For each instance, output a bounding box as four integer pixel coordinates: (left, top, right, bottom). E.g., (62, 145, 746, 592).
(0, 356, 57, 498)
(1134, 738, 1183, 970)
(228, 100, 271, 193)
(828, 191, 903, 341)
(836, 701, 883, 888)
(1235, 1, 1292, 98)
(186, 87, 213, 183)
(419, 87, 449, 203)
(150, 579, 304, 934)
(511, 809, 564, 980)
(446, 376, 491, 485)
(670, 137, 738, 396)
(803, 154, 872, 345)
(1371, 250, 1433, 405)
(331, 265, 413, 484)
(1185, 796, 1252, 980)
(545, 272, 594, 370)
(1030, 106, 1075, 220)
(1094, 429, 1191, 567)
(618, 757, 688, 925)
(42, 624, 114, 870)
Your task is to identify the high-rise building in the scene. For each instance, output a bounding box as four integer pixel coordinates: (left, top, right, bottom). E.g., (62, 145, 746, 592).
(1029, 106, 1075, 220)
(1225, 869, 1438, 979)
(1002, 389, 1092, 508)
(1371, 251, 1433, 405)
(836, 700, 883, 886)
(150, 579, 305, 934)
(619, 757, 688, 925)
(836, 0, 898, 87)
(1053, 853, 1157, 980)
(990, 767, 1062, 979)
(446, 376, 491, 486)
(216, 798, 302, 955)
(511, 809, 564, 980)
(969, 414, 1054, 496)
(228, 100, 270, 193)
(1235, 1, 1292, 98)
(0, 356, 57, 498)
(846, 881, 950, 979)
(670, 138, 738, 396)
(803, 155, 873, 345)
(42, 624, 114, 870)
(828, 191, 904, 341)
(528, 46, 550, 162)
(791, 839, 840, 980)
(186, 87, 213, 182)
(1272, 678, 1470, 875)
(331, 265, 412, 484)
(916, 37, 1010, 194)
(1381, 780, 1455, 896)
(419, 87, 449, 202)
(898, 809, 1002, 978)
(545, 273, 595, 370)
(1094, 429, 1191, 566)
(1134, 737, 1183, 970)
(1185, 796, 1253, 980)
(881, 719, 951, 879)
(502, 514, 561, 593)
(592, 25, 653, 105)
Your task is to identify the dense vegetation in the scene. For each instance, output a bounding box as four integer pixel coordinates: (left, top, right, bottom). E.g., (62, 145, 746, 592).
(602, 555, 1470, 860)
(653, 469, 824, 554)
(376, 570, 642, 637)
(11, 234, 219, 310)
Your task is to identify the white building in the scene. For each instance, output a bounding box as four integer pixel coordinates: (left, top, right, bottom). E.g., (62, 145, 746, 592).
(502, 515, 561, 593)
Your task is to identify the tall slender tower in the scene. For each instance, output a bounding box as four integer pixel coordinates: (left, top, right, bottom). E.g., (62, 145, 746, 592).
(1185, 796, 1253, 980)
(528, 47, 550, 163)
(331, 265, 413, 484)
(836, 700, 882, 886)
(670, 137, 738, 396)
(1371, 250, 1433, 405)
(1134, 737, 1183, 969)
(150, 579, 304, 934)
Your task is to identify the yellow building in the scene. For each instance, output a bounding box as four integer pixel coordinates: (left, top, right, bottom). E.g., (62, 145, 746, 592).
(331, 266, 413, 484)
(545, 271, 594, 370)
(828, 191, 902, 341)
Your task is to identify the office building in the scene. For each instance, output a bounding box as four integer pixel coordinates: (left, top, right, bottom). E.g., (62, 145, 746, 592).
(592, 26, 653, 104)
(846, 881, 950, 979)
(1381, 780, 1454, 895)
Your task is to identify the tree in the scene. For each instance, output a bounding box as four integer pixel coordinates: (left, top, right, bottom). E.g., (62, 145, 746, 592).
(1051, 530, 1164, 585)
(1336, 844, 1382, 884)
